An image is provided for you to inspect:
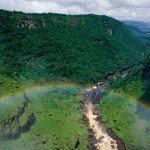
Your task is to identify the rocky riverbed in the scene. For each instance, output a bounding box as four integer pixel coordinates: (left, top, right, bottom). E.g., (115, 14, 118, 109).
(82, 86, 127, 150)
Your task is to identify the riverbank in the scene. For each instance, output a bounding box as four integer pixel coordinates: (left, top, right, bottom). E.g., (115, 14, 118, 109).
(82, 86, 127, 150)
(84, 101, 118, 150)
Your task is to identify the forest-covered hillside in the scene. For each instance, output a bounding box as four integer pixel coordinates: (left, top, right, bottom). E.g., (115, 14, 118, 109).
(0, 10, 146, 84)
(1, 9, 150, 150)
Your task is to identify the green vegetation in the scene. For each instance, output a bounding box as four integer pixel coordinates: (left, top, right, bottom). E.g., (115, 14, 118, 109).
(110, 66, 145, 98)
(0, 86, 89, 150)
(99, 58, 150, 150)
(0, 9, 146, 84)
(0, 9, 149, 150)
(99, 93, 150, 150)
(109, 54, 150, 101)
(124, 21, 150, 49)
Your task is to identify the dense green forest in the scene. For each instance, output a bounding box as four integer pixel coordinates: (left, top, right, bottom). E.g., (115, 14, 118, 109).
(0, 10, 146, 86)
(1, 10, 150, 150)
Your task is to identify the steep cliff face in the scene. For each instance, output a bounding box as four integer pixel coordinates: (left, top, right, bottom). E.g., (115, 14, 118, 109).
(20, 19, 35, 28)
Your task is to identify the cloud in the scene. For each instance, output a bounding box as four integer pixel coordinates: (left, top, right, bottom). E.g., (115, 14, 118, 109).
(108, 0, 150, 8)
(0, 0, 150, 21)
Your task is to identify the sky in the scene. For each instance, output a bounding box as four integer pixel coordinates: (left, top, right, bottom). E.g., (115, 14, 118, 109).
(0, 0, 150, 21)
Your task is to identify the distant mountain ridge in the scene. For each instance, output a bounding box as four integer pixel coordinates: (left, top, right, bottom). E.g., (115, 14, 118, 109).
(124, 21, 150, 32)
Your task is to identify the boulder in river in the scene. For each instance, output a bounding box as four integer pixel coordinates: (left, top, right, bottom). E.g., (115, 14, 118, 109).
(93, 110, 99, 115)
(82, 114, 89, 122)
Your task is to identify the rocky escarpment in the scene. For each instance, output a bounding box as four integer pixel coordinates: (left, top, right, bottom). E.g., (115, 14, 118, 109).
(0, 93, 35, 141)
(17, 18, 35, 29)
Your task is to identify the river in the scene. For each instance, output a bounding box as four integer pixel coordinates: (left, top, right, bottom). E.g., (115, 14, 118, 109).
(82, 86, 127, 150)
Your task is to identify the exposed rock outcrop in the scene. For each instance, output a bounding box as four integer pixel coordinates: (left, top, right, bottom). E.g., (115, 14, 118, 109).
(68, 20, 78, 27)
(107, 28, 113, 36)
(17, 18, 35, 29)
